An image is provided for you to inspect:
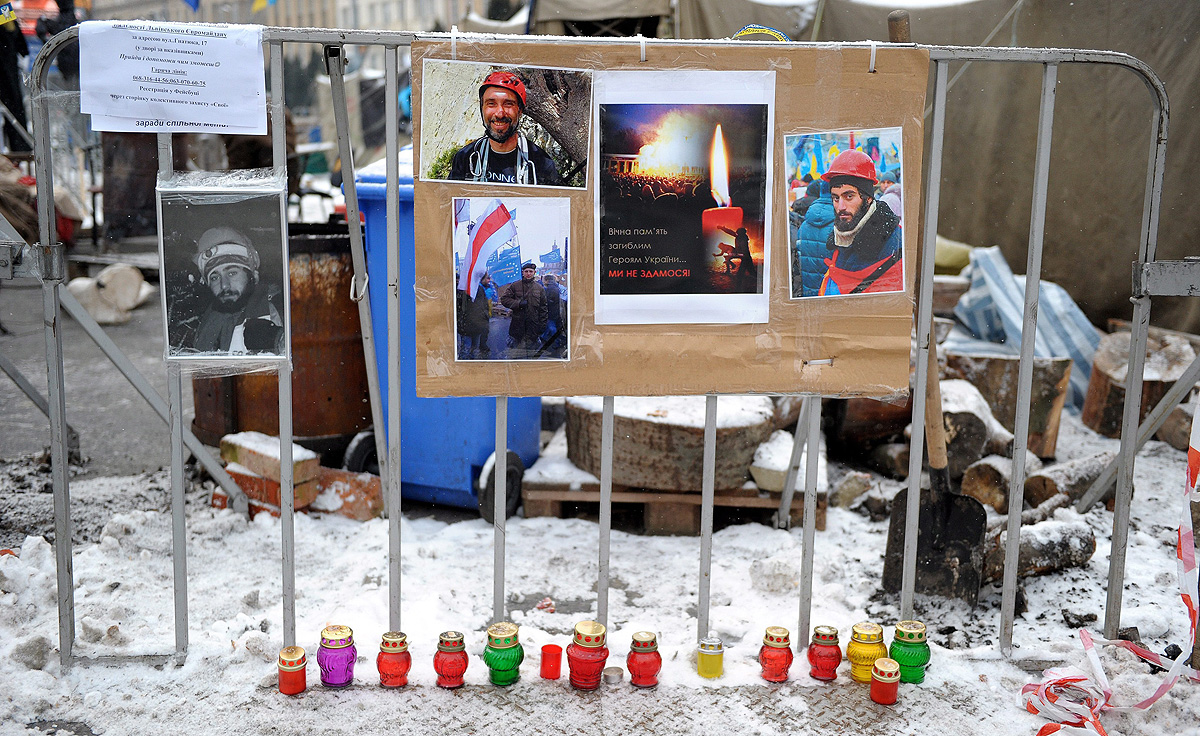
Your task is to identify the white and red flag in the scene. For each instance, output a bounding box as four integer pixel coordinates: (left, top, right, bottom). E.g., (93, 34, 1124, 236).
(458, 199, 517, 299)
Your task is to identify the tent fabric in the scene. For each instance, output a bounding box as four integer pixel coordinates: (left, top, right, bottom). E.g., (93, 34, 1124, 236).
(680, 0, 1200, 333)
(954, 246, 1101, 410)
(533, 0, 671, 23)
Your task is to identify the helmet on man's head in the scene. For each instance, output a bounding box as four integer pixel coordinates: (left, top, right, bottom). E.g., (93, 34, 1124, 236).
(821, 149, 878, 185)
(479, 71, 526, 109)
(195, 227, 260, 282)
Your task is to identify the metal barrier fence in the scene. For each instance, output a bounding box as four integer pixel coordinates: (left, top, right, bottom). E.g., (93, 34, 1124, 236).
(23, 25, 1170, 668)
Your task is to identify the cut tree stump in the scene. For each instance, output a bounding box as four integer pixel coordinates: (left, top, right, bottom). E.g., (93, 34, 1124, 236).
(565, 396, 774, 491)
(1082, 332, 1196, 439)
(1024, 452, 1125, 508)
(946, 353, 1072, 458)
(982, 518, 1096, 584)
(1155, 400, 1196, 452)
(961, 452, 1043, 512)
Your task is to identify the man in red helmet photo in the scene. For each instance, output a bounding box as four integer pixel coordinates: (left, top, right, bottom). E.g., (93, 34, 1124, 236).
(817, 149, 904, 297)
(449, 70, 563, 186)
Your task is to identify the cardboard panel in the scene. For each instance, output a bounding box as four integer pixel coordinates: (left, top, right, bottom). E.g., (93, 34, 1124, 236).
(412, 39, 929, 398)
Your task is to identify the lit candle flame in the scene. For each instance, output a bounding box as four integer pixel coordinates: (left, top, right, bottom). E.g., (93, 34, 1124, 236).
(710, 124, 731, 208)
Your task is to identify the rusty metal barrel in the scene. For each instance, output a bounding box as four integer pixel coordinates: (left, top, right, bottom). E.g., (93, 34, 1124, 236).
(191, 222, 371, 462)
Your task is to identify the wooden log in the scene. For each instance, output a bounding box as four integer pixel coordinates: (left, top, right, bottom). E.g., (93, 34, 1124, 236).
(945, 352, 1072, 458)
(1082, 332, 1196, 439)
(982, 519, 1096, 584)
(940, 379, 1010, 478)
(565, 396, 774, 492)
(1155, 400, 1196, 452)
(961, 452, 1044, 512)
(867, 442, 910, 479)
(825, 396, 912, 454)
(987, 493, 1072, 533)
(1024, 452, 1120, 507)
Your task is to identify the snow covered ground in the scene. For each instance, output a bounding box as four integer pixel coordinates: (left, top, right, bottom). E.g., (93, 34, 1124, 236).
(2, 412, 1198, 735)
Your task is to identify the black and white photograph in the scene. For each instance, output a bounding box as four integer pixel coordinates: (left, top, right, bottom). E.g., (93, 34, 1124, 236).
(420, 59, 591, 189)
(157, 179, 289, 360)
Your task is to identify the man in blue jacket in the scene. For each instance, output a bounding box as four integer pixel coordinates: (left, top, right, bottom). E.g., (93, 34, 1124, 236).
(793, 179, 835, 298)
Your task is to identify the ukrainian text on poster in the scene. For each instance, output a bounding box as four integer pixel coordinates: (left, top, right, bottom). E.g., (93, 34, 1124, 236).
(79, 21, 266, 134)
(593, 70, 774, 325)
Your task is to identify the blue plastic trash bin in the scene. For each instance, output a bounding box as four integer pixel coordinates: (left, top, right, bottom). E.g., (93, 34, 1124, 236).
(354, 147, 540, 512)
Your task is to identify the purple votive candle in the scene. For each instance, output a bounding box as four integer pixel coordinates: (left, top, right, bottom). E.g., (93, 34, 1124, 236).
(317, 625, 357, 688)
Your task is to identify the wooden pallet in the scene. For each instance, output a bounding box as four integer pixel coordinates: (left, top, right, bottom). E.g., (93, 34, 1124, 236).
(522, 478, 826, 536)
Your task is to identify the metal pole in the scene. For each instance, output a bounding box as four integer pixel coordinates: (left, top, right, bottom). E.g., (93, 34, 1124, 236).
(774, 396, 811, 529)
(324, 44, 389, 488)
(1000, 62, 1057, 655)
(167, 363, 188, 655)
(597, 396, 614, 626)
(697, 394, 717, 640)
(156, 132, 188, 658)
(796, 397, 821, 649)
(0, 350, 80, 447)
(1077, 352, 1200, 512)
(493, 397, 508, 623)
(31, 36, 73, 667)
(900, 60, 947, 620)
(270, 41, 297, 649)
(384, 44, 403, 633)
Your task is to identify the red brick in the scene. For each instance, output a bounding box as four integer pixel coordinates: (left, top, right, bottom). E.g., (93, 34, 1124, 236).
(219, 432, 319, 485)
(211, 487, 281, 520)
(309, 467, 383, 522)
(225, 463, 319, 510)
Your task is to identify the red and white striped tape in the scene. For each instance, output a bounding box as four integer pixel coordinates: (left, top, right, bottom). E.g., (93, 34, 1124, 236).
(1019, 410, 1200, 735)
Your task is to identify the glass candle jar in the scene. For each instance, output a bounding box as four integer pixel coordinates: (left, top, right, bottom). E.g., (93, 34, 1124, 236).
(482, 622, 524, 687)
(377, 631, 411, 688)
(566, 620, 609, 691)
(697, 635, 724, 679)
(758, 626, 794, 683)
(889, 620, 931, 684)
(277, 646, 307, 696)
(626, 631, 662, 688)
(870, 657, 901, 705)
(807, 625, 842, 681)
(433, 631, 469, 689)
(317, 625, 356, 688)
(847, 622, 887, 684)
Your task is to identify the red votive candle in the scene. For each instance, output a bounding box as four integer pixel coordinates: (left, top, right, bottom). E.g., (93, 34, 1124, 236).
(278, 646, 307, 696)
(541, 644, 563, 679)
(870, 658, 901, 705)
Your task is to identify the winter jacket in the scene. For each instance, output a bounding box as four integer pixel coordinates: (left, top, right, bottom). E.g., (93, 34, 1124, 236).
(499, 278, 547, 343)
(458, 288, 490, 338)
(796, 181, 835, 297)
(819, 198, 904, 296)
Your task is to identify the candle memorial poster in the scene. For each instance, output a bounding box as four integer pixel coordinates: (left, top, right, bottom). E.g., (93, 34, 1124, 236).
(593, 70, 774, 325)
(418, 59, 592, 190)
(452, 196, 570, 362)
(785, 128, 906, 300)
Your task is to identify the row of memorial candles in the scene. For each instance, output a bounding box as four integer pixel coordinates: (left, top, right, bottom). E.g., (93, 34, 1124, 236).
(279, 620, 929, 699)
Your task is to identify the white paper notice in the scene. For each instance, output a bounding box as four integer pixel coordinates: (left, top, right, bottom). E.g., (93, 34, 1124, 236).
(79, 21, 266, 134)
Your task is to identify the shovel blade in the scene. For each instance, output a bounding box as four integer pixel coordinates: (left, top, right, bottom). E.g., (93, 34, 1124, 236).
(882, 488, 987, 607)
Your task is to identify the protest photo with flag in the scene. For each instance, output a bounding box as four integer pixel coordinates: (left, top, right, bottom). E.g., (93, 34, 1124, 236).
(452, 196, 570, 362)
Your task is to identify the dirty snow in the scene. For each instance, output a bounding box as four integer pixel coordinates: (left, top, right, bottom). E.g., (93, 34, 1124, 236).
(0, 413, 1198, 735)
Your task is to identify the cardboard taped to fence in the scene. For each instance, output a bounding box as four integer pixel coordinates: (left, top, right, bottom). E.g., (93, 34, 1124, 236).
(411, 38, 929, 397)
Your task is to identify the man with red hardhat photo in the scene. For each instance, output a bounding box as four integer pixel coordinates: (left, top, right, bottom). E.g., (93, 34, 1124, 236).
(449, 70, 563, 186)
(817, 149, 904, 297)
